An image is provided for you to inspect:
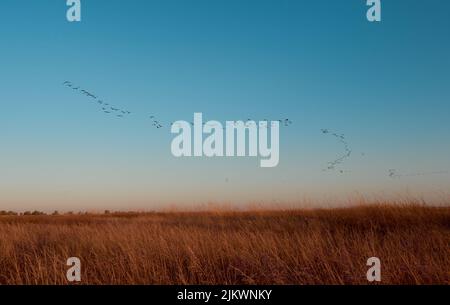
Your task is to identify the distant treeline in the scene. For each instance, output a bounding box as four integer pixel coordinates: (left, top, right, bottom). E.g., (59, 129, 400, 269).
(0, 210, 121, 216)
(0, 210, 47, 216)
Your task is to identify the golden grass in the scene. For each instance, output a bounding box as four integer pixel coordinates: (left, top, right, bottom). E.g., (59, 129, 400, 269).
(0, 204, 448, 285)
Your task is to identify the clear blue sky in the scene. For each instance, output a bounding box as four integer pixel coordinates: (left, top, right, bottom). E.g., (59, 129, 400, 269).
(1, 0, 449, 211)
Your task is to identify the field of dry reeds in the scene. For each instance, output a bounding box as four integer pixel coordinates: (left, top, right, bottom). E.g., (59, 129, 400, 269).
(0, 204, 448, 285)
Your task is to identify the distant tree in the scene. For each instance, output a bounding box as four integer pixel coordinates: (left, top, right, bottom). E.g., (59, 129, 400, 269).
(52, 211, 60, 216)
(104, 210, 111, 215)
(23, 211, 32, 216)
(31, 211, 46, 216)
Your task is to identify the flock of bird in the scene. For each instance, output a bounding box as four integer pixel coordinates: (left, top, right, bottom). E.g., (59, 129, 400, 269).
(321, 129, 352, 173)
(388, 169, 449, 179)
(63, 81, 165, 129)
(63, 81, 133, 119)
(64, 81, 293, 131)
(62, 81, 447, 180)
(171, 119, 293, 129)
(319, 128, 448, 179)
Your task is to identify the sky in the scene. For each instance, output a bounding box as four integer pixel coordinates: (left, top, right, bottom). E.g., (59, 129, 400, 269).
(0, 0, 449, 212)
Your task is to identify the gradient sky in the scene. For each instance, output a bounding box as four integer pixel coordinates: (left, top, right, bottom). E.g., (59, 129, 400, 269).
(1, 0, 450, 211)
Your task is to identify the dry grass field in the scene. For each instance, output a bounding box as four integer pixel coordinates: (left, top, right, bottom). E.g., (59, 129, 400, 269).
(0, 204, 448, 285)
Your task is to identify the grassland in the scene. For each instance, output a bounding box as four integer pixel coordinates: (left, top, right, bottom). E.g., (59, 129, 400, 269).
(0, 204, 448, 285)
